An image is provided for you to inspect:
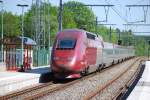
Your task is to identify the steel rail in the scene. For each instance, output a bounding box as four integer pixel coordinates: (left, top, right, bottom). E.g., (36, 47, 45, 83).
(112, 58, 145, 100)
(0, 82, 54, 100)
(114, 67, 140, 99)
(83, 57, 142, 100)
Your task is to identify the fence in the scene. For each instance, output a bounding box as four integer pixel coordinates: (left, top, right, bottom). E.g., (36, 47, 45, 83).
(0, 48, 52, 70)
(33, 48, 51, 67)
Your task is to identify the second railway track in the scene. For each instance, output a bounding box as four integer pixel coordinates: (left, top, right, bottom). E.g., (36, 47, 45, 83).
(83, 57, 145, 100)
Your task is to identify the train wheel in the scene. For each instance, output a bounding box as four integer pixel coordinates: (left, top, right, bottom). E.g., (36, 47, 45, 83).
(81, 66, 89, 76)
(97, 64, 102, 72)
(112, 60, 115, 65)
(117, 60, 120, 64)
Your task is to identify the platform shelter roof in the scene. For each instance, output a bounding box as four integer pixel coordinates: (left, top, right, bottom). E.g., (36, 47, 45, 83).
(0, 37, 36, 45)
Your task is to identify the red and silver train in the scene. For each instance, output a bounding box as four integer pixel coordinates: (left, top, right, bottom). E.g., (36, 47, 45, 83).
(51, 29, 135, 79)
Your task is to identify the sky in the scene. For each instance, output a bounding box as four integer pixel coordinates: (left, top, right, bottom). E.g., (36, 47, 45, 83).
(1, 0, 150, 36)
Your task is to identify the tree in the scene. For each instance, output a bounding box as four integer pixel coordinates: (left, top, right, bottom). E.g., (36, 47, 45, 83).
(24, 3, 58, 39)
(97, 25, 109, 41)
(63, 1, 96, 32)
(23, 3, 58, 47)
(62, 7, 77, 29)
(0, 11, 20, 37)
(135, 38, 146, 56)
(121, 30, 134, 46)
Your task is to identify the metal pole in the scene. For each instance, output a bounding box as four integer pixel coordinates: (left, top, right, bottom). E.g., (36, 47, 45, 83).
(21, 7, 24, 67)
(109, 26, 111, 43)
(43, 0, 46, 49)
(118, 31, 120, 40)
(58, 0, 62, 31)
(148, 47, 149, 61)
(148, 41, 150, 61)
(48, 0, 51, 64)
(17, 4, 28, 68)
(0, 0, 3, 63)
(95, 17, 98, 35)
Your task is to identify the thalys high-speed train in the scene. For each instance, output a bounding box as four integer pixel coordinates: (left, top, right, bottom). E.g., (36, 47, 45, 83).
(51, 29, 134, 79)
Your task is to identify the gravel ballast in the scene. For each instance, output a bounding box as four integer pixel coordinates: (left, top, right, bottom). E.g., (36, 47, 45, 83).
(39, 58, 141, 100)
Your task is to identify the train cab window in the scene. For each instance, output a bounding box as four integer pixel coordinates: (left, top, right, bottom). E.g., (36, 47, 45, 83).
(57, 39, 76, 49)
(86, 32, 95, 40)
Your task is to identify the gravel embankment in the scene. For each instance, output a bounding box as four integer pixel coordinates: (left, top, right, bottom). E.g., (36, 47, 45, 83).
(39, 58, 140, 100)
(92, 58, 141, 100)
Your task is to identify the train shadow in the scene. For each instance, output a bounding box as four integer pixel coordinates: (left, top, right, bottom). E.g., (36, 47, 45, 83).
(38, 71, 77, 83)
(52, 78, 76, 84)
(39, 71, 78, 83)
(39, 72, 54, 83)
(25, 67, 76, 83)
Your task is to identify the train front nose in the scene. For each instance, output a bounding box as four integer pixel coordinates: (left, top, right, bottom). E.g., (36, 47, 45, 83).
(52, 56, 76, 72)
(52, 55, 82, 79)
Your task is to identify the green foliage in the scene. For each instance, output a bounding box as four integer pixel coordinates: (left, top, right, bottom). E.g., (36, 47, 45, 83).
(135, 38, 146, 56)
(0, 11, 20, 37)
(111, 30, 117, 43)
(134, 36, 150, 56)
(121, 30, 134, 46)
(24, 10, 34, 38)
(96, 25, 117, 43)
(63, 1, 95, 31)
(62, 7, 77, 28)
(97, 25, 109, 41)
(24, 4, 58, 39)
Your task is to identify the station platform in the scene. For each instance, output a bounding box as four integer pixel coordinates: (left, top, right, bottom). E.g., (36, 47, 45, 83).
(0, 66, 51, 96)
(127, 61, 150, 100)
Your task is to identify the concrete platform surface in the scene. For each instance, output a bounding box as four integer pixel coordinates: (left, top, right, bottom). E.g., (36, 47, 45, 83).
(0, 66, 51, 96)
(0, 62, 6, 71)
(127, 61, 150, 100)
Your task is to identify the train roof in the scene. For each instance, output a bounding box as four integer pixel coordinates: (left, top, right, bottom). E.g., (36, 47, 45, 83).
(60, 29, 103, 40)
(61, 29, 85, 33)
(104, 42, 135, 49)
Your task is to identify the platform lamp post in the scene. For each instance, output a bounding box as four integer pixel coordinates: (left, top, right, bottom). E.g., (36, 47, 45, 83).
(0, 0, 3, 63)
(17, 4, 28, 71)
(58, 0, 62, 31)
(148, 40, 150, 61)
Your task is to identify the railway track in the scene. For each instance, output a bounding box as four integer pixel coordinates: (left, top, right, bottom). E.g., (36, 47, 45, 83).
(83, 57, 145, 100)
(0, 57, 142, 100)
(0, 67, 104, 100)
(0, 70, 104, 100)
(0, 82, 55, 100)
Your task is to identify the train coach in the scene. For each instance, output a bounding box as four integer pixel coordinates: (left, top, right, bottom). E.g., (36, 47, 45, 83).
(51, 29, 135, 79)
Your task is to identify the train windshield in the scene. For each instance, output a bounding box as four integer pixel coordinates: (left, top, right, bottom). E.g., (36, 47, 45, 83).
(57, 39, 76, 49)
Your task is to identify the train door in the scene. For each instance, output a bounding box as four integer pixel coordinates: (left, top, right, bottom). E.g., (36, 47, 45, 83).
(96, 48, 103, 68)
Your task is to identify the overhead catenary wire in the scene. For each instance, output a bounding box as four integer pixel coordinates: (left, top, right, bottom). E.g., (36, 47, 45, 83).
(126, 5, 150, 24)
(104, 0, 128, 23)
(134, 0, 144, 5)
